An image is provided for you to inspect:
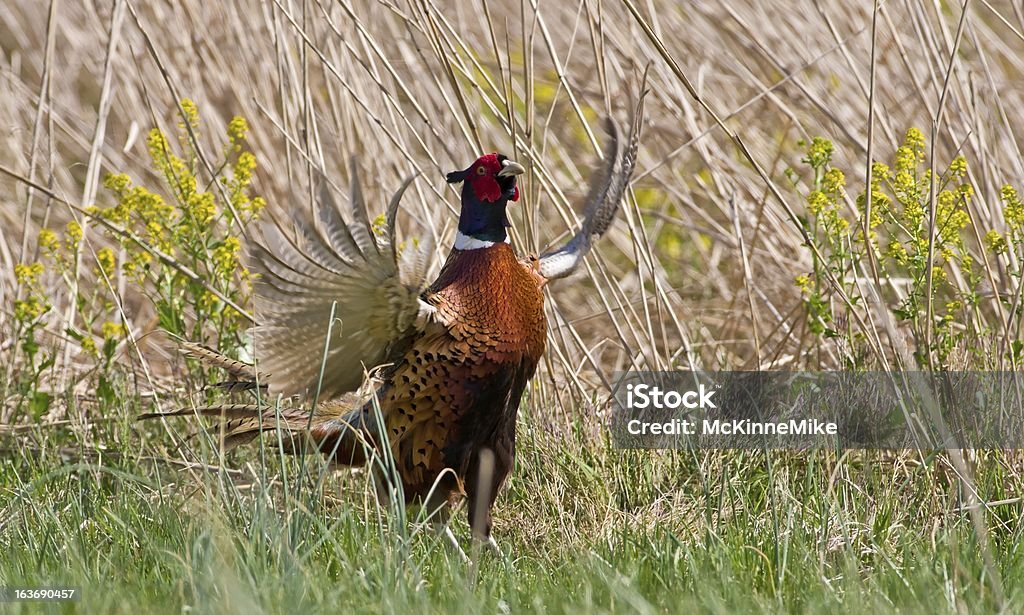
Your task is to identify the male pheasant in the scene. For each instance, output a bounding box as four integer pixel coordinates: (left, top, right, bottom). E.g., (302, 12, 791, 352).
(144, 103, 643, 554)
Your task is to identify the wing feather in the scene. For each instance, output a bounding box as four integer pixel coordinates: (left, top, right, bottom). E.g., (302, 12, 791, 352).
(346, 159, 383, 259)
(538, 85, 647, 280)
(252, 162, 432, 398)
(315, 177, 364, 265)
(386, 173, 420, 266)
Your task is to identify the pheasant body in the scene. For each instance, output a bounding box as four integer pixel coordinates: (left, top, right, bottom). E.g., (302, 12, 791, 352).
(379, 243, 545, 511)
(144, 101, 644, 549)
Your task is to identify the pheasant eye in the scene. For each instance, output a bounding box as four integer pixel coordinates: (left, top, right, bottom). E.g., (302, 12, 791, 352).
(476, 166, 487, 176)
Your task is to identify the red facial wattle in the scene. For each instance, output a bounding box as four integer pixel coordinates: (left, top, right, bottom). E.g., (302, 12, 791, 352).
(469, 173, 502, 202)
(447, 152, 522, 205)
(467, 153, 503, 203)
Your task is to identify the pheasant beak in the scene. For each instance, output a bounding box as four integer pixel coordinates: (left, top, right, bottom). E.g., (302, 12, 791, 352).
(497, 159, 526, 178)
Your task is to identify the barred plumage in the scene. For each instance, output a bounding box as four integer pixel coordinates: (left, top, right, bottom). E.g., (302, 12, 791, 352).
(142, 95, 645, 554)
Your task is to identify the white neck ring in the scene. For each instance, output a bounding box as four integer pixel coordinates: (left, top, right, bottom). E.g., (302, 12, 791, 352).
(453, 231, 510, 250)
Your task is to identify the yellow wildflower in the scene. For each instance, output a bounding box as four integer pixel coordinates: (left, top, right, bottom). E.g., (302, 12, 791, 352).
(66, 221, 83, 246)
(985, 230, 1007, 254)
(894, 146, 918, 175)
(103, 173, 132, 196)
(808, 190, 829, 215)
(871, 161, 890, 182)
(38, 228, 59, 252)
(246, 196, 266, 216)
(101, 321, 127, 339)
(180, 98, 200, 131)
(198, 290, 219, 312)
(227, 116, 248, 144)
(14, 297, 48, 320)
(804, 137, 834, 169)
(893, 170, 916, 195)
(823, 168, 845, 194)
(1002, 184, 1024, 231)
(903, 127, 926, 156)
(213, 237, 241, 274)
(949, 155, 967, 178)
(887, 241, 909, 265)
(186, 192, 216, 226)
(14, 262, 44, 284)
(234, 151, 256, 185)
(96, 247, 116, 276)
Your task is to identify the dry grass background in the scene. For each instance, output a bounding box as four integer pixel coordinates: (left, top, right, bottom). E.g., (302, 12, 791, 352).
(4, 0, 1023, 383)
(2, 1, 1024, 612)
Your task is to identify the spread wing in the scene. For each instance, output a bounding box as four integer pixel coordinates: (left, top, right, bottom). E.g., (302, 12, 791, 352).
(252, 161, 435, 398)
(537, 90, 647, 280)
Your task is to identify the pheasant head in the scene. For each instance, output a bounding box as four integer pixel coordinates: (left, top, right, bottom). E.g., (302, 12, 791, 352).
(446, 153, 525, 246)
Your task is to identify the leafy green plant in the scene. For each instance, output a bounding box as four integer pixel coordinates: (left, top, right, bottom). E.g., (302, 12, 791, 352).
(795, 129, 986, 368)
(9, 261, 55, 419)
(7, 101, 264, 418)
(90, 100, 263, 355)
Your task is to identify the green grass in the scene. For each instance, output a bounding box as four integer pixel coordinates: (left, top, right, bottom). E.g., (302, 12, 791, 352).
(2, 385, 1021, 613)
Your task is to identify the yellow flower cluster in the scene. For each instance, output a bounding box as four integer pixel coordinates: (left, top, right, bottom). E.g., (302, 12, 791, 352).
(96, 247, 117, 276)
(13, 262, 49, 322)
(1002, 184, 1024, 232)
(949, 155, 967, 178)
(808, 191, 828, 215)
(822, 168, 845, 193)
(903, 127, 926, 157)
(185, 192, 217, 227)
(197, 290, 219, 312)
(989, 184, 1024, 257)
(38, 228, 59, 253)
(936, 189, 969, 249)
(104, 172, 131, 194)
(229, 151, 263, 216)
(100, 172, 175, 252)
(234, 152, 256, 184)
(858, 190, 889, 229)
(213, 236, 241, 276)
(14, 296, 48, 321)
(886, 240, 909, 265)
(101, 321, 127, 340)
(871, 162, 890, 182)
(180, 99, 199, 127)
(147, 129, 199, 205)
(121, 250, 153, 284)
(66, 221, 83, 246)
(227, 116, 248, 147)
(985, 230, 1007, 254)
(893, 147, 917, 175)
(804, 137, 834, 169)
(227, 131, 264, 217)
(14, 262, 45, 285)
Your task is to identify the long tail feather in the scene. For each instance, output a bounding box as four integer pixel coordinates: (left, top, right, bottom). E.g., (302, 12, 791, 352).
(179, 342, 269, 393)
(138, 394, 378, 464)
(138, 403, 264, 421)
